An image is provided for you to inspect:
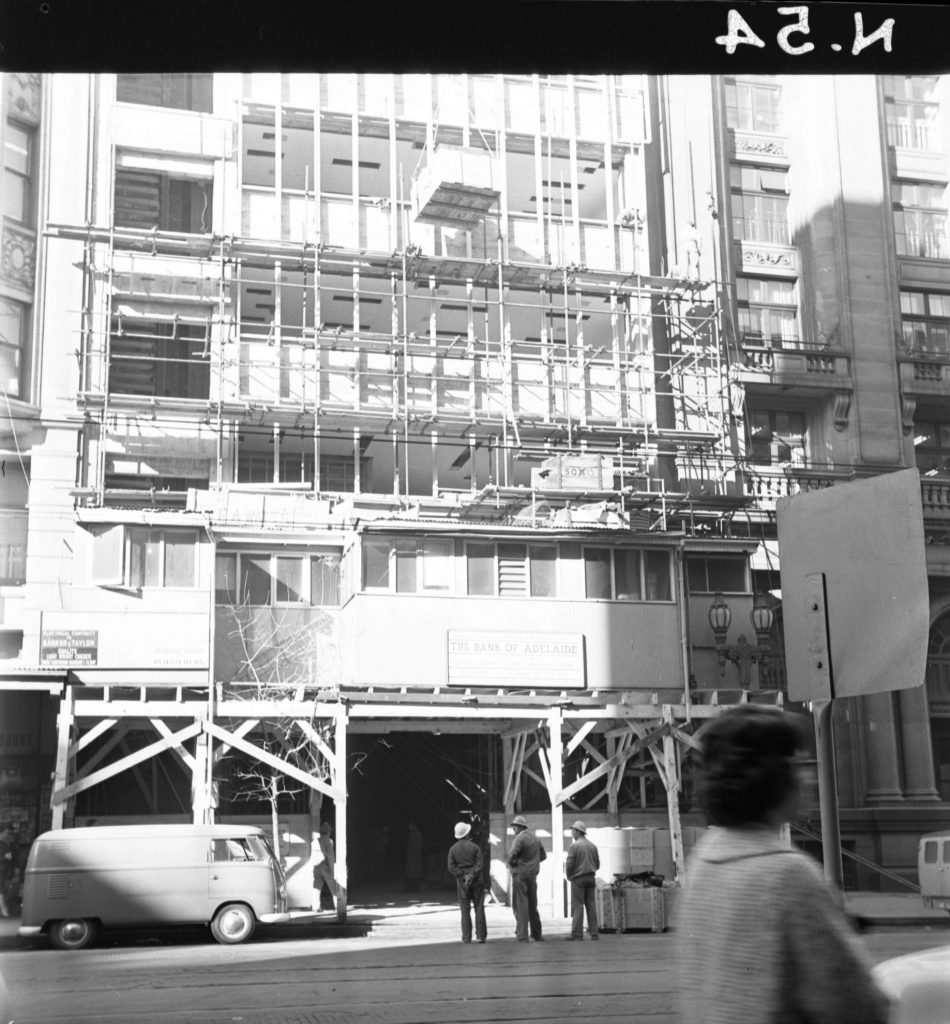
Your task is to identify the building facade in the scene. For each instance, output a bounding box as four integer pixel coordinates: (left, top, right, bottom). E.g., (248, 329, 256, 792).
(2, 72, 949, 909)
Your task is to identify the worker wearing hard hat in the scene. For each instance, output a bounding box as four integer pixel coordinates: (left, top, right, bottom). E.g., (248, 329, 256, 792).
(507, 815, 546, 942)
(564, 820, 600, 940)
(446, 821, 487, 944)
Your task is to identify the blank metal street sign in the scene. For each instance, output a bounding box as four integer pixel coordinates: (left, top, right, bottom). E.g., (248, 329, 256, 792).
(776, 468, 929, 703)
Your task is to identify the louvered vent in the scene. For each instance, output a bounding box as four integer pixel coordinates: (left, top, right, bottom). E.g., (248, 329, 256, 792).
(497, 546, 527, 595)
(46, 874, 72, 900)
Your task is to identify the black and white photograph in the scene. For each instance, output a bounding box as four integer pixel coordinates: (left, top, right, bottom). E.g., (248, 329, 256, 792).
(1, 1, 950, 1021)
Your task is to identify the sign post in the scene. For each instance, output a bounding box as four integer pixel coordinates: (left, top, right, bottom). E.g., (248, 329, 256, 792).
(777, 469, 929, 887)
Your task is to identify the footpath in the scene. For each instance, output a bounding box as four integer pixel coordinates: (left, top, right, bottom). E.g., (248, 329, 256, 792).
(0, 891, 947, 950)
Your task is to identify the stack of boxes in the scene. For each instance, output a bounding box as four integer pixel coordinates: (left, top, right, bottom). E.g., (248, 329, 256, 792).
(586, 825, 704, 933)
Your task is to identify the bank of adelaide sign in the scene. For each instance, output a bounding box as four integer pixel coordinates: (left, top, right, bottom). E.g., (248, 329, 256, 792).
(447, 630, 586, 689)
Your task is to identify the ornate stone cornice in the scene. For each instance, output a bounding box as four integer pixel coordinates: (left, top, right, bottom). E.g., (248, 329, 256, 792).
(733, 132, 788, 161)
(1, 225, 36, 289)
(5, 73, 41, 125)
(739, 245, 796, 269)
(901, 396, 917, 435)
(833, 390, 852, 432)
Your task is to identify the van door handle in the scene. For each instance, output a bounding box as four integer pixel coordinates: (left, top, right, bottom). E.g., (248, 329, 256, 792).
(211, 874, 219, 880)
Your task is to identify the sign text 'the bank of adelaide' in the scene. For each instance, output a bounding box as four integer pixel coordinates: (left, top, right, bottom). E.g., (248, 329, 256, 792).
(447, 631, 586, 689)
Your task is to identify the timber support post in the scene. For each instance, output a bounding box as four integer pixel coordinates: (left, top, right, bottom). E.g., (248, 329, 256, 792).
(334, 703, 348, 923)
(51, 687, 76, 830)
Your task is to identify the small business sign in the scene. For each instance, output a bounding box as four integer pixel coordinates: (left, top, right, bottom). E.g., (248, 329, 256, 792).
(40, 629, 99, 666)
(531, 455, 613, 492)
(447, 630, 586, 689)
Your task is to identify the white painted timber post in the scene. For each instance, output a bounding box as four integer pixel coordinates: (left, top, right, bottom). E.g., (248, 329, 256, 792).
(50, 686, 75, 830)
(334, 703, 348, 923)
(547, 707, 564, 919)
(661, 705, 686, 884)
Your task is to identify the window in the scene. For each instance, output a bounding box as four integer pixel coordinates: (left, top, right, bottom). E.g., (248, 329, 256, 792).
(3, 120, 35, 226)
(91, 525, 198, 588)
(731, 165, 790, 245)
(583, 548, 672, 601)
(900, 291, 950, 356)
(914, 419, 950, 475)
(114, 168, 212, 233)
(215, 550, 342, 606)
(892, 181, 949, 260)
(724, 78, 783, 134)
(211, 837, 261, 862)
(361, 538, 453, 594)
(116, 74, 214, 113)
(884, 76, 940, 150)
(235, 452, 371, 492)
(747, 408, 807, 466)
(0, 297, 28, 400)
(109, 315, 211, 399)
(736, 277, 800, 348)
(686, 555, 748, 594)
(465, 543, 559, 598)
(922, 839, 938, 865)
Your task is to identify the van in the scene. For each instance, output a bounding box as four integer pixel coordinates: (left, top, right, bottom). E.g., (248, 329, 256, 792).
(918, 829, 950, 914)
(18, 824, 289, 949)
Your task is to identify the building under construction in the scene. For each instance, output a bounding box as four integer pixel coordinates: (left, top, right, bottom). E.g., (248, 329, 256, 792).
(3, 72, 950, 914)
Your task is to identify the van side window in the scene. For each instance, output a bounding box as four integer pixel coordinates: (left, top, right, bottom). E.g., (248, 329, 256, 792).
(923, 840, 938, 864)
(944, 840, 950, 864)
(212, 838, 254, 861)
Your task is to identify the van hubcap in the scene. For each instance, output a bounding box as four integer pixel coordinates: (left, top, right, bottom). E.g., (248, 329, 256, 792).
(61, 921, 87, 942)
(220, 910, 248, 938)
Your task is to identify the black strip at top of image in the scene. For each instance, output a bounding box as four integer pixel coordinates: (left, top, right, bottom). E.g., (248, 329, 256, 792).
(0, 1, 946, 76)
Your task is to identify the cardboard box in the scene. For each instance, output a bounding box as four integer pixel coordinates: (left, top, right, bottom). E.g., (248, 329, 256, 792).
(619, 884, 665, 933)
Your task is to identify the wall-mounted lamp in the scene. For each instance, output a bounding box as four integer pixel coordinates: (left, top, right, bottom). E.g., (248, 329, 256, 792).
(707, 591, 776, 689)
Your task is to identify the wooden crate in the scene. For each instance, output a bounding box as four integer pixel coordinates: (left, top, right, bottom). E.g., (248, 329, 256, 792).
(661, 885, 681, 930)
(595, 885, 622, 932)
(619, 884, 665, 933)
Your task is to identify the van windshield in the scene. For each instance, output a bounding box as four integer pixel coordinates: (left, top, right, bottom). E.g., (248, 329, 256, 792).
(250, 835, 284, 876)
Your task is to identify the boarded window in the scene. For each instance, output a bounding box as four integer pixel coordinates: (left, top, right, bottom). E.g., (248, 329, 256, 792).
(467, 544, 495, 596)
(90, 524, 125, 586)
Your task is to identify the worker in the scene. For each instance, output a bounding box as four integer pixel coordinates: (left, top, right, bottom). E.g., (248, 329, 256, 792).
(446, 821, 487, 944)
(312, 822, 338, 911)
(564, 820, 600, 940)
(507, 815, 545, 942)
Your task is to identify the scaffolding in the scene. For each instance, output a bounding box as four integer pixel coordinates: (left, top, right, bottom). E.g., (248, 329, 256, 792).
(49, 220, 740, 528)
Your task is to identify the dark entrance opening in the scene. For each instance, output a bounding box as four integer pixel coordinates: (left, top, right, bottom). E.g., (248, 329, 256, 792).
(344, 731, 500, 900)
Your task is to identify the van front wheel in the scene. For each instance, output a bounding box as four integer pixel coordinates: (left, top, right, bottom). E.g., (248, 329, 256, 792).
(210, 903, 256, 944)
(49, 918, 98, 950)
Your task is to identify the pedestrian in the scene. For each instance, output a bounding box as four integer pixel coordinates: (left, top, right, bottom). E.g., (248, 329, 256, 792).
(311, 822, 338, 912)
(564, 820, 599, 940)
(676, 705, 891, 1024)
(0, 826, 14, 918)
(447, 821, 487, 944)
(507, 815, 545, 942)
(404, 821, 424, 892)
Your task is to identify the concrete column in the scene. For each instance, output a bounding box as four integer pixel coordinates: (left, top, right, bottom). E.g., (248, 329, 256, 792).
(898, 685, 941, 801)
(862, 692, 905, 803)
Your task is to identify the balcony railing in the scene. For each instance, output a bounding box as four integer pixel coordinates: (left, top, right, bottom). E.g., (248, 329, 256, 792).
(738, 345, 850, 380)
(743, 466, 950, 521)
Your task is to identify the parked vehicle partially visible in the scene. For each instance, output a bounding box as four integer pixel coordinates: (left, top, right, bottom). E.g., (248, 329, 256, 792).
(918, 829, 950, 914)
(872, 944, 950, 1024)
(19, 824, 288, 949)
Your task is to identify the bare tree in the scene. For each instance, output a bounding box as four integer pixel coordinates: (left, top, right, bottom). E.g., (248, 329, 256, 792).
(215, 599, 342, 874)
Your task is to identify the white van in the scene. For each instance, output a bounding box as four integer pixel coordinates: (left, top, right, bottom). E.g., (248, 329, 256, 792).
(918, 829, 950, 914)
(18, 824, 289, 949)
